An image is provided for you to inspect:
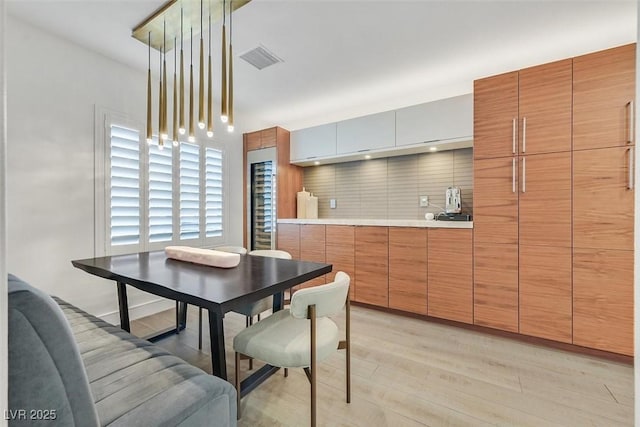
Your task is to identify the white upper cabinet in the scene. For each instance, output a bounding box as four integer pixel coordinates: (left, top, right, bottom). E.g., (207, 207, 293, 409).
(336, 111, 396, 154)
(395, 94, 473, 147)
(290, 123, 337, 161)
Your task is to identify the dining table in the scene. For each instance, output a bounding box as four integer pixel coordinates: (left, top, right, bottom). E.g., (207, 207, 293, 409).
(72, 250, 332, 396)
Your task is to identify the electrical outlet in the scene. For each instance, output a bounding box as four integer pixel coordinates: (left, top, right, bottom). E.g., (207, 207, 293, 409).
(419, 196, 429, 207)
(330, 199, 337, 209)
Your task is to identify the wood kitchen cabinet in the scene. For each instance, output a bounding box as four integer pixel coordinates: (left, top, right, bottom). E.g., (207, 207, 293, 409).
(573, 248, 633, 355)
(573, 147, 634, 250)
(326, 225, 356, 301)
(355, 226, 388, 307)
(573, 44, 636, 151)
(388, 227, 427, 315)
(299, 225, 326, 288)
(276, 223, 300, 259)
(519, 245, 572, 343)
(245, 127, 278, 151)
(428, 229, 473, 324)
(474, 243, 518, 332)
(473, 71, 519, 160)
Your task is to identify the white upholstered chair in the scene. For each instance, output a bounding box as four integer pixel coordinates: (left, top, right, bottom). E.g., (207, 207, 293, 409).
(233, 271, 351, 426)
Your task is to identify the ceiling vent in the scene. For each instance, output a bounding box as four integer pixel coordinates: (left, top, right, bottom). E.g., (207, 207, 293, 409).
(239, 45, 283, 70)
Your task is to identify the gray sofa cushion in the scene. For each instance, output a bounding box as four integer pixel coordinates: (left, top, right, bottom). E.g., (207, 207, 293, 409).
(9, 275, 237, 427)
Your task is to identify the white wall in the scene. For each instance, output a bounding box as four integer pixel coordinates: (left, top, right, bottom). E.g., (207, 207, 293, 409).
(1, 0, 8, 423)
(5, 15, 244, 320)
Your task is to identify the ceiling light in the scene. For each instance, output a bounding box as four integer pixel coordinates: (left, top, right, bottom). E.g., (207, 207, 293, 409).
(430, 146, 437, 152)
(314, 161, 320, 166)
(365, 155, 371, 159)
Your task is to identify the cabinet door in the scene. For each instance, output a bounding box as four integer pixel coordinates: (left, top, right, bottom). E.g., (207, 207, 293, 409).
(300, 225, 326, 288)
(337, 111, 395, 154)
(518, 152, 571, 248)
(473, 71, 518, 159)
(573, 147, 634, 250)
(355, 226, 388, 307)
(388, 227, 427, 315)
(277, 223, 300, 259)
(245, 131, 262, 151)
(573, 248, 633, 356)
(326, 225, 356, 301)
(518, 59, 573, 155)
(473, 157, 518, 245)
(290, 123, 337, 161)
(260, 127, 278, 148)
(474, 243, 518, 332)
(573, 44, 636, 151)
(519, 245, 572, 343)
(395, 94, 472, 146)
(428, 229, 473, 323)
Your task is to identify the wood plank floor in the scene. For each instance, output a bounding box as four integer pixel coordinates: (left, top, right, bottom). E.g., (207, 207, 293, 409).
(131, 305, 633, 427)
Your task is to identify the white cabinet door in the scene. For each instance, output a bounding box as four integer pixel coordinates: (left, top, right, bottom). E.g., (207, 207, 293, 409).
(395, 94, 473, 147)
(336, 111, 395, 154)
(290, 123, 337, 161)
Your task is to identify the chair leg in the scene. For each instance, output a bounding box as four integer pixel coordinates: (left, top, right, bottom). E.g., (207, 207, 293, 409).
(235, 351, 241, 420)
(309, 304, 317, 427)
(284, 368, 288, 377)
(346, 297, 351, 403)
(198, 308, 203, 350)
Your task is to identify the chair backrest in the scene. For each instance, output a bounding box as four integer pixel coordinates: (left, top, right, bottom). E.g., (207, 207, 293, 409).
(290, 272, 350, 319)
(215, 245, 248, 255)
(248, 249, 292, 260)
(8, 274, 100, 426)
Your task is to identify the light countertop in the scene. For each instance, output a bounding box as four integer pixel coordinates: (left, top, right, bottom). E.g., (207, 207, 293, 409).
(277, 218, 473, 229)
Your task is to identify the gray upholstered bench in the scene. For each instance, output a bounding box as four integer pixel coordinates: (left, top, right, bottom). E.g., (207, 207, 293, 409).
(8, 274, 237, 426)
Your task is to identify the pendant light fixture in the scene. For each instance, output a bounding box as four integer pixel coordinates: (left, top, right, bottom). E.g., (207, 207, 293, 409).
(206, 3, 213, 138)
(158, 40, 163, 148)
(198, 0, 205, 129)
(220, 0, 228, 124)
(178, 7, 185, 135)
(173, 37, 179, 146)
(188, 26, 196, 143)
(146, 32, 152, 144)
(161, 20, 168, 142)
(227, 0, 234, 133)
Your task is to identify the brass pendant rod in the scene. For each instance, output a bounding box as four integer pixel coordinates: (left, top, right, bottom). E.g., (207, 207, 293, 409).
(158, 43, 163, 147)
(227, 0, 233, 132)
(221, 0, 228, 123)
(179, 7, 185, 134)
(146, 32, 152, 143)
(161, 19, 168, 141)
(189, 26, 195, 142)
(173, 37, 178, 145)
(198, 0, 205, 129)
(207, 3, 213, 138)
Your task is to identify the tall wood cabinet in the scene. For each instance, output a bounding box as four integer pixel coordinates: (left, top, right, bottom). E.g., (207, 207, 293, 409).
(571, 44, 635, 356)
(243, 126, 303, 248)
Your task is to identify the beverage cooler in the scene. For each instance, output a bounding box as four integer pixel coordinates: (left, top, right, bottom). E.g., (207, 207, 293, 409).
(246, 148, 277, 250)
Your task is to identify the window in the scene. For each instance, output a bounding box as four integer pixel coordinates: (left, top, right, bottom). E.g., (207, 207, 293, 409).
(97, 110, 226, 255)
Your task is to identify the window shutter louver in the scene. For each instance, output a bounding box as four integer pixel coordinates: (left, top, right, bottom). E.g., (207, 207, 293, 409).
(206, 148, 224, 237)
(149, 143, 173, 242)
(180, 142, 200, 239)
(110, 125, 140, 246)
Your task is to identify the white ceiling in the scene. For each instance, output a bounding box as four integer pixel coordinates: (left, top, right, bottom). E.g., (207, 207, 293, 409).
(6, 0, 638, 132)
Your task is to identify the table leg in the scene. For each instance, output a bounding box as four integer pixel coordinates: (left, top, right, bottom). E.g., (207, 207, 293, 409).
(208, 310, 227, 379)
(273, 291, 284, 312)
(116, 282, 130, 333)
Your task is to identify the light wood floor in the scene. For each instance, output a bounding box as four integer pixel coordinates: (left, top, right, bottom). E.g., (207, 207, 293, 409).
(131, 305, 633, 427)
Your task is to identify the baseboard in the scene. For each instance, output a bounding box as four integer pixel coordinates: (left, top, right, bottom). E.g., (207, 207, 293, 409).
(99, 298, 175, 326)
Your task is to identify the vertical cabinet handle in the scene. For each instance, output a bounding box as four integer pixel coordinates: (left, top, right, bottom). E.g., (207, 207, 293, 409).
(512, 118, 517, 154)
(628, 101, 635, 145)
(522, 157, 526, 193)
(522, 117, 527, 153)
(512, 157, 516, 193)
(628, 147, 634, 190)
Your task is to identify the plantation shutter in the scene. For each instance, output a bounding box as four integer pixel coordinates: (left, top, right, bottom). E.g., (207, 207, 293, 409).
(205, 147, 224, 237)
(149, 143, 173, 242)
(109, 125, 140, 246)
(180, 142, 200, 239)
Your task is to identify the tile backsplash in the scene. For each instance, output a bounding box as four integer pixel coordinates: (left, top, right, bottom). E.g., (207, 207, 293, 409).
(302, 148, 473, 220)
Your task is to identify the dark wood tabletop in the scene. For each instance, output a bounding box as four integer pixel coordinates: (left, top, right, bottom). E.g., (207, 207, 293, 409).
(72, 250, 332, 316)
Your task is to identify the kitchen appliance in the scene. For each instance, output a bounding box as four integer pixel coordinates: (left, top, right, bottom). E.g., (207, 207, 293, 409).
(246, 148, 277, 250)
(445, 187, 462, 214)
